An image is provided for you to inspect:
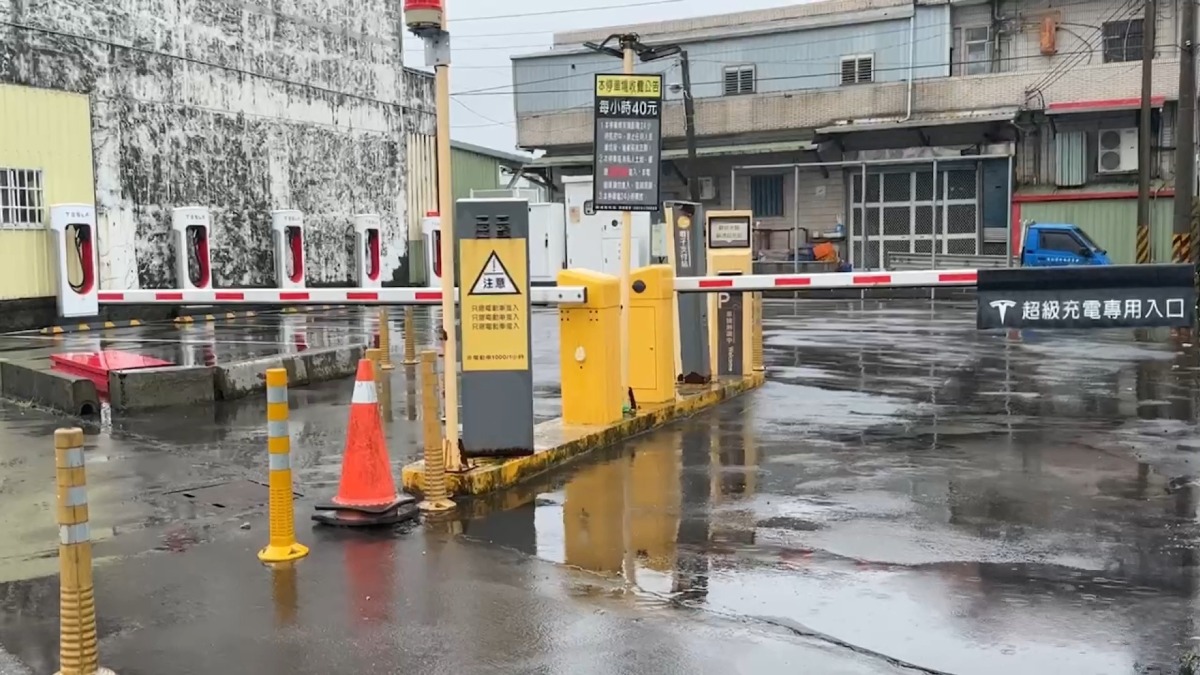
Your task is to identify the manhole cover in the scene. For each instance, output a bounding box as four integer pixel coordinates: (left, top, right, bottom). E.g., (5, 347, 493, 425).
(166, 480, 302, 511)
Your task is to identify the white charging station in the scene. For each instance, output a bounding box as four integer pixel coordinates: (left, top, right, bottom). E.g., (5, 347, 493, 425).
(171, 206, 213, 290)
(270, 209, 306, 289)
(48, 203, 100, 318)
(353, 213, 383, 288)
(422, 212, 442, 288)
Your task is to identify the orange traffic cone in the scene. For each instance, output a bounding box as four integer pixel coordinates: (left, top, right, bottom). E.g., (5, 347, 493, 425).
(313, 359, 417, 527)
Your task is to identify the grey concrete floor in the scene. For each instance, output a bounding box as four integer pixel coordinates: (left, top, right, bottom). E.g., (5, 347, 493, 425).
(1, 300, 1198, 673)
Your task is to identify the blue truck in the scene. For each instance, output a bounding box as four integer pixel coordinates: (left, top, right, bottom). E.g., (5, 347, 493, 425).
(1018, 222, 1112, 266)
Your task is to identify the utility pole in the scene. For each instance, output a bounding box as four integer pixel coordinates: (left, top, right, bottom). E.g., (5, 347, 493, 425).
(405, 0, 461, 472)
(1176, 0, 1197, 264)
(1136, 0, 1156, 264)
(680, 50, 701, 203)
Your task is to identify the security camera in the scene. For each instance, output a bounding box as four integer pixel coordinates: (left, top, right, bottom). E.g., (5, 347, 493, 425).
(668, 83, 683, 93)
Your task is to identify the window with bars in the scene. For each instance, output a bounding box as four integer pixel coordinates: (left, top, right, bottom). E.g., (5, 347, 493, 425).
(722, 65, 756, 96)
(1102, 18, 1143, 63)
(0, 169, 45, 229)
(750, 174, 785, 218)
(962, 26, 991, 75)
(839, 55, 874, 85)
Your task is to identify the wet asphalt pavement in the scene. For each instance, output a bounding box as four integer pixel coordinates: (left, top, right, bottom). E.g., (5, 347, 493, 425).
(2, 300, 1200, 674)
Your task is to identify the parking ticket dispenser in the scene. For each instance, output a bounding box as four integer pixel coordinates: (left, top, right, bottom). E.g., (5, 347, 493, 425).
(422, 212, 442, 288)
(49, 203, 100, 318)
(664, 201, 710, 382)
(705, 210, 754, 377)
(270, 209, 306, 289)
(353, 213, 383, 288)
(171, 206, 213, 290)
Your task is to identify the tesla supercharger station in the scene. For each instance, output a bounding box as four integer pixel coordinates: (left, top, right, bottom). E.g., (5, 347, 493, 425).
(422, 212, 442, 288)
(48, 203, 100, 318)
(270, 209, 306, 289)
(353, 213, 382, 288)
(171, 206, 213, 290)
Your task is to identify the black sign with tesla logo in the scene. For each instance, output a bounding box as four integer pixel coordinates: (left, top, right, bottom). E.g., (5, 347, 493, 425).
(976, 264, 1196, 330)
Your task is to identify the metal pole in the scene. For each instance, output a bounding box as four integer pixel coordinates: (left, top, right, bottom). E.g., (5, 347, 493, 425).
(931, 158, 939, 271)
(733, 153, 1039, 171)
(618, 38, 635, 412)
(729, 167, 737, 208)
(1005, 154, 1014, 267)
(680, 50, 701, 203)
(1136, 0, 1156, 264)
(860, 164, 868, 269)
(1174, 0, 1196, 263)
(792, 164, 800, 273)
(434, 6, 462, 471)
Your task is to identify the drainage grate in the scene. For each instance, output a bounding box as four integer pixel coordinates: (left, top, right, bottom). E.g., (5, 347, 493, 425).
(167, 480, 302, 511)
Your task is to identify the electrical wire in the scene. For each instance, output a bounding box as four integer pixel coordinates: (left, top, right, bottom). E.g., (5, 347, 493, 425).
(1027, 0, 1139, 93)
(452, 47, 1121, 100)
(0, 19, 434, 116)
(454, 0, 686, 23)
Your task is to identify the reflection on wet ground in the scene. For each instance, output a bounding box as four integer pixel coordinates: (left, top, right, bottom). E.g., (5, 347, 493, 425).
(3, 299, 1200, 673)
(464, 299, 1200, 675)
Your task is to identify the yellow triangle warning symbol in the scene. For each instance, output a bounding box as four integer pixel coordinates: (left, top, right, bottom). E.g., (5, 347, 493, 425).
(468, 251, 521, 295)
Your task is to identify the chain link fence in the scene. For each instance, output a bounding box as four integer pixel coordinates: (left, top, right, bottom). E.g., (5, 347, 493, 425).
(732, 155, 1014, 271)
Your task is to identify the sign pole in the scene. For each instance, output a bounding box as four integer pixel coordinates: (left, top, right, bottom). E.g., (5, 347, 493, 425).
(434, 6, 462, 472)
(592, 55, 663, 415)
(618, 43, 635, 412)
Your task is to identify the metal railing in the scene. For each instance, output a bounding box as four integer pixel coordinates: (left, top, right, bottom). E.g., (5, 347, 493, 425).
(886, 252, 1013, 271)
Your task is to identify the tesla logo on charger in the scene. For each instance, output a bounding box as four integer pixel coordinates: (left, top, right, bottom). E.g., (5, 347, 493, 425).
(989, 300, 1016, 322)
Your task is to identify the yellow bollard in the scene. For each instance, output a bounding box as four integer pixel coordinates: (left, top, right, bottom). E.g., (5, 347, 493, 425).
(402, 306, 418, 365)
(54, 427, 116, 675)
(418, 350, 455, 512)
(378, 308, 395, 371)
(366, 347, 383, 416)
(752, 292, 765, 372)
(258, 369, 309, 564)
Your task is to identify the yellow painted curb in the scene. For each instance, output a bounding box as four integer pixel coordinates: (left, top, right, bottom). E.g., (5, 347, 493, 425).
(39, 318, 143, 335)
(402, 372, 765, 497)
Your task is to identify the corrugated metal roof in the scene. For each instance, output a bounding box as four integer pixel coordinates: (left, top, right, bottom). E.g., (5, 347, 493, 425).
(527, 139, 816, 168)
(814, 108, 1019, 136)
(450, 140, 532, 167)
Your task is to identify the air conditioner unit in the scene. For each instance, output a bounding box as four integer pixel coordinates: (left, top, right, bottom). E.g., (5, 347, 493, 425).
(1096, 127, 1138, 174)
(698, 176, 718, 200)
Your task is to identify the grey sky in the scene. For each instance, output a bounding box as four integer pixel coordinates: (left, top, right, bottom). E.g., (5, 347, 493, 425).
(403, 0, 802, 152)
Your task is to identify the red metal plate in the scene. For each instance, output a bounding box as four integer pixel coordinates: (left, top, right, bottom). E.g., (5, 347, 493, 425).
(51, 350, 174, 396)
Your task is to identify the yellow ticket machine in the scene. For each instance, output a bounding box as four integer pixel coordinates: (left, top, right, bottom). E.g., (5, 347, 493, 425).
(705, 210, 754, 377)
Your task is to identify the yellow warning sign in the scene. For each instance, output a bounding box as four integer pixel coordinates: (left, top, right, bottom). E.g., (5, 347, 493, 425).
(459, 238, 529, 372)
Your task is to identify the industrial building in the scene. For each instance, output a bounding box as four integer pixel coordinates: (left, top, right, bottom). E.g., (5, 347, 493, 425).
(511, 0, 1190, 267)
(0, 0, 437, 329)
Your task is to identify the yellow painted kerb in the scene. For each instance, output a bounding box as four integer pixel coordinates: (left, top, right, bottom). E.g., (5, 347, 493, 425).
(402, 372, 764, 497)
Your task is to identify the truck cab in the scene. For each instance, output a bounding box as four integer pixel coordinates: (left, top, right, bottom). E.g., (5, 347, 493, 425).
(1020, 222, 1112, 267)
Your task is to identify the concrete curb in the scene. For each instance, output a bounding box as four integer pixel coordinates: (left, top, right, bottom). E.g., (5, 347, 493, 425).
(0, 360, 100, 416)
(402, 372, 765, 497)
(39, 318, 144, 335)
(109, 365, 217, 411)
(213, 344, 365, 400)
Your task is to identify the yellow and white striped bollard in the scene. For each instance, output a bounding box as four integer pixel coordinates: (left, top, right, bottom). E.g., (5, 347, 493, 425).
(54, 427, 116, 675)
(258, 368, 309, 563)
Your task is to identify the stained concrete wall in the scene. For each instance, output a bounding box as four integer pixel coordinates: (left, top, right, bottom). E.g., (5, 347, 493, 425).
(0, 0, 435, 290)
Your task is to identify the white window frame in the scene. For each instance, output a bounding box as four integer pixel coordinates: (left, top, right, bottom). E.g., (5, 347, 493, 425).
(722, 65, 756, 96)
(962, 26, 992, 75)
(0, 168, 45, 230)
(839, 54, 874, 85)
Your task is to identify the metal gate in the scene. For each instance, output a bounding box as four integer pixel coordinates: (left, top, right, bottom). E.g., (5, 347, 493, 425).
(730, 155, 1014, 271)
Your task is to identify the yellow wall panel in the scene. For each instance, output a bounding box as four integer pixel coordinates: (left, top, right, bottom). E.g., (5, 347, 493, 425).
(0, 84, 95, 300)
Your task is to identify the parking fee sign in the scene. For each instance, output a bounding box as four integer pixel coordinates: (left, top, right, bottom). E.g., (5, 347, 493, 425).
(592, 74, 663, 212)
